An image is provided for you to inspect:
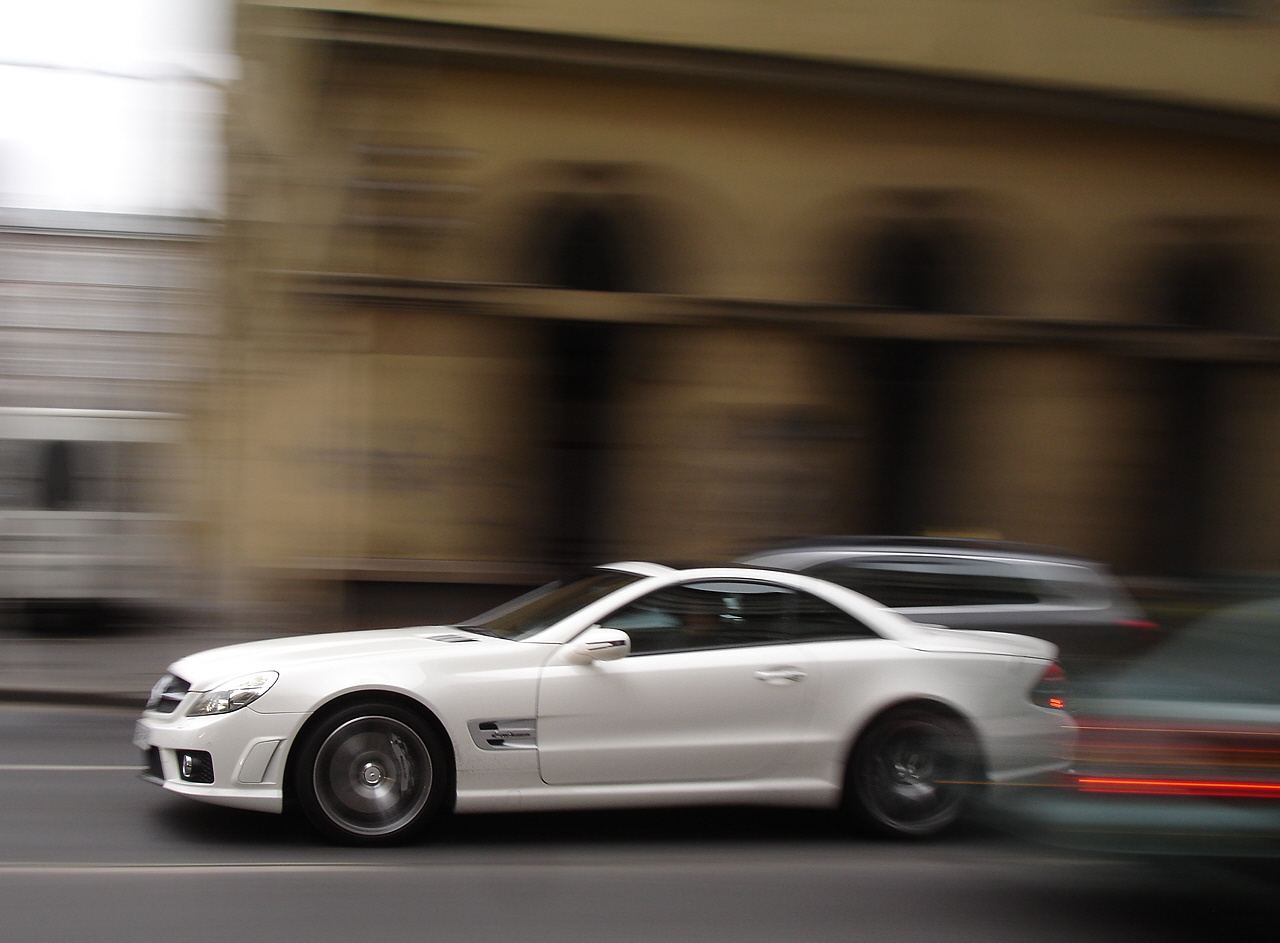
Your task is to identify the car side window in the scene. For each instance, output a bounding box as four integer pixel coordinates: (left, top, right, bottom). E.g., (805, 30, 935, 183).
(599, 579, 877, 655)
(806, 558, 1040, 608)
(790, 588, 880, 641)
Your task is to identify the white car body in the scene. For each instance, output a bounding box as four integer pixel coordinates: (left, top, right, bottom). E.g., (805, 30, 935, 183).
(136, 563, 1074, 843)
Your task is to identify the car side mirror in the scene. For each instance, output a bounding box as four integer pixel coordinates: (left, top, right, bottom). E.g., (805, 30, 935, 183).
(570, 626, 631, 662)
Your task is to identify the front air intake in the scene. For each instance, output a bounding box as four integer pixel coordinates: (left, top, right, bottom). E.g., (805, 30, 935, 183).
(176, 750, 214, 784)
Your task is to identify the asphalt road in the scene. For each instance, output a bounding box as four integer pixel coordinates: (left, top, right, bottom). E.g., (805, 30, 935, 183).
(0, 705, 1275, 943)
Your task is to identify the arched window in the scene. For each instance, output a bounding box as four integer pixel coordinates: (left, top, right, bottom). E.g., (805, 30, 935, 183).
(1150, 243, 1254, 331)
(521, 188, 665, 296)
(546, 205, 636, 293)
(863, 219, 970, 314)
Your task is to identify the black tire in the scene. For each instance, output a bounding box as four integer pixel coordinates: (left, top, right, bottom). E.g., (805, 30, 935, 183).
(292, 700, 451, 846)
(844, 707, 979, 839)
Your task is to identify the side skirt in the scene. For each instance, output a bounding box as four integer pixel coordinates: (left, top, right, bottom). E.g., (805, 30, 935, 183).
(454, 778, 841, 814)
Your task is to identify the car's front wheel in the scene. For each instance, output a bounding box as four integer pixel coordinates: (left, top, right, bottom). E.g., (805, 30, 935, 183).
(844, 707, 978, 839)
(293, 700, 450, 845)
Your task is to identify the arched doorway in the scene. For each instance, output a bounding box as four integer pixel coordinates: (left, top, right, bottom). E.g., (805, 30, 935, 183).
(1145, 233, 1259, 575)
(528, 195, 656, 565)
(859, 212, 977, 535)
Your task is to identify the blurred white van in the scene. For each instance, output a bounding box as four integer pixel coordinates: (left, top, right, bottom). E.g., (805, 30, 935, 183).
(0, 408, 186, 629)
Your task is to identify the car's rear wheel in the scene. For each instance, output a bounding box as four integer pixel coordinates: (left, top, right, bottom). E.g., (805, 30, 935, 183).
(844, 707, 978, 839)
(293, 700, 450, 845)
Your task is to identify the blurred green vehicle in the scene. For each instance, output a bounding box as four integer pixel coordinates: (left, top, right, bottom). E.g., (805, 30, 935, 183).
(1005, 596, 1280, 857)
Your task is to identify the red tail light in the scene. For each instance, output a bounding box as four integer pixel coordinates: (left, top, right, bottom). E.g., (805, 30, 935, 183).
(1031, 662, 1068, 710)
(1076, 776, 1280, 799)
(1119, 618, 1161, 644)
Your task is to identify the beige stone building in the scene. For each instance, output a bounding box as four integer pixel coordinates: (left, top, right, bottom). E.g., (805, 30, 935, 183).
(215, 0, 1280, 621)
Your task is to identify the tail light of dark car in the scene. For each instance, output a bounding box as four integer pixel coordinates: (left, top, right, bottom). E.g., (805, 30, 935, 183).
(1031, 662, 1068, 710)
(1118, 617, 1162, 646)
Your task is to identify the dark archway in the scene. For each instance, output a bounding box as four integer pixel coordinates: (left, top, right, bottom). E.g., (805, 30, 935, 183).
(530, 197, 655, 565)
(545, 205, 638, 293)
(1150, 242, 1254, 331)
(1145, 240, 1257, 575)
(864, 220, 971, 314)
(858, 216, 974, 535)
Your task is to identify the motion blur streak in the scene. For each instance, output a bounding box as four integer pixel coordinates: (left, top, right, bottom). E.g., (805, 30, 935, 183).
(1074, 720, 1280, 768)
(1076, 777, 1280, 799)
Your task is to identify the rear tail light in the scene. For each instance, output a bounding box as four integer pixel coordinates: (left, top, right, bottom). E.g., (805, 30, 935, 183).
(1119, 618, 1161, 645)
(1031, 662, 1068, 710)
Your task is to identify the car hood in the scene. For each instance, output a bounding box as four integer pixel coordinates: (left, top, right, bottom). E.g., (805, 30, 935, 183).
(168, 626, 520, 690)
(900, 624, 1058, 661)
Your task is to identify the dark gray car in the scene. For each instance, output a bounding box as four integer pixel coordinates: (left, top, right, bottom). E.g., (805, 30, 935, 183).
(737, 537, 1157, 676)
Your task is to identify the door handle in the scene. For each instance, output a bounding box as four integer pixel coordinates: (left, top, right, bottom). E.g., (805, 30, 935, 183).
(754, 666, 807, 685)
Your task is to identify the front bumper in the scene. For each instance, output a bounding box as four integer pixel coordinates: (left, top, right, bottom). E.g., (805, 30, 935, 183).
(135, 704, 308, 814)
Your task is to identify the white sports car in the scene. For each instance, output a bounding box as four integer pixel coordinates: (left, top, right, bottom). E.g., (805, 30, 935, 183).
(136, 562, 1074, 844)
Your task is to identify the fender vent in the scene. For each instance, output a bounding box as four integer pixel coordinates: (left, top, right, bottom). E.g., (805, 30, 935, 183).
(468, 719, 537, 750)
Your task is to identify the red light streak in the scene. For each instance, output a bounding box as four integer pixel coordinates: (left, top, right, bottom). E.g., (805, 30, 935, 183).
(1077, 776, 1280, 799)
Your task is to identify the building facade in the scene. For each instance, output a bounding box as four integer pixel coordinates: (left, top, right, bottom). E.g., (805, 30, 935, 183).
(216, 0, 1280, 621)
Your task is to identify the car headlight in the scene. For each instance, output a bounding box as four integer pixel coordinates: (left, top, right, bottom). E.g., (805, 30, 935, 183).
(188, 671, 279, 716)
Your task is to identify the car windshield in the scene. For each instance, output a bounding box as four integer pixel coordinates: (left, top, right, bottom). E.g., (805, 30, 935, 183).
(460, 570, 643, 640)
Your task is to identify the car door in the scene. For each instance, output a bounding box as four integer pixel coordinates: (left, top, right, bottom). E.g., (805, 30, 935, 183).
(535, 578, 827, 786)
